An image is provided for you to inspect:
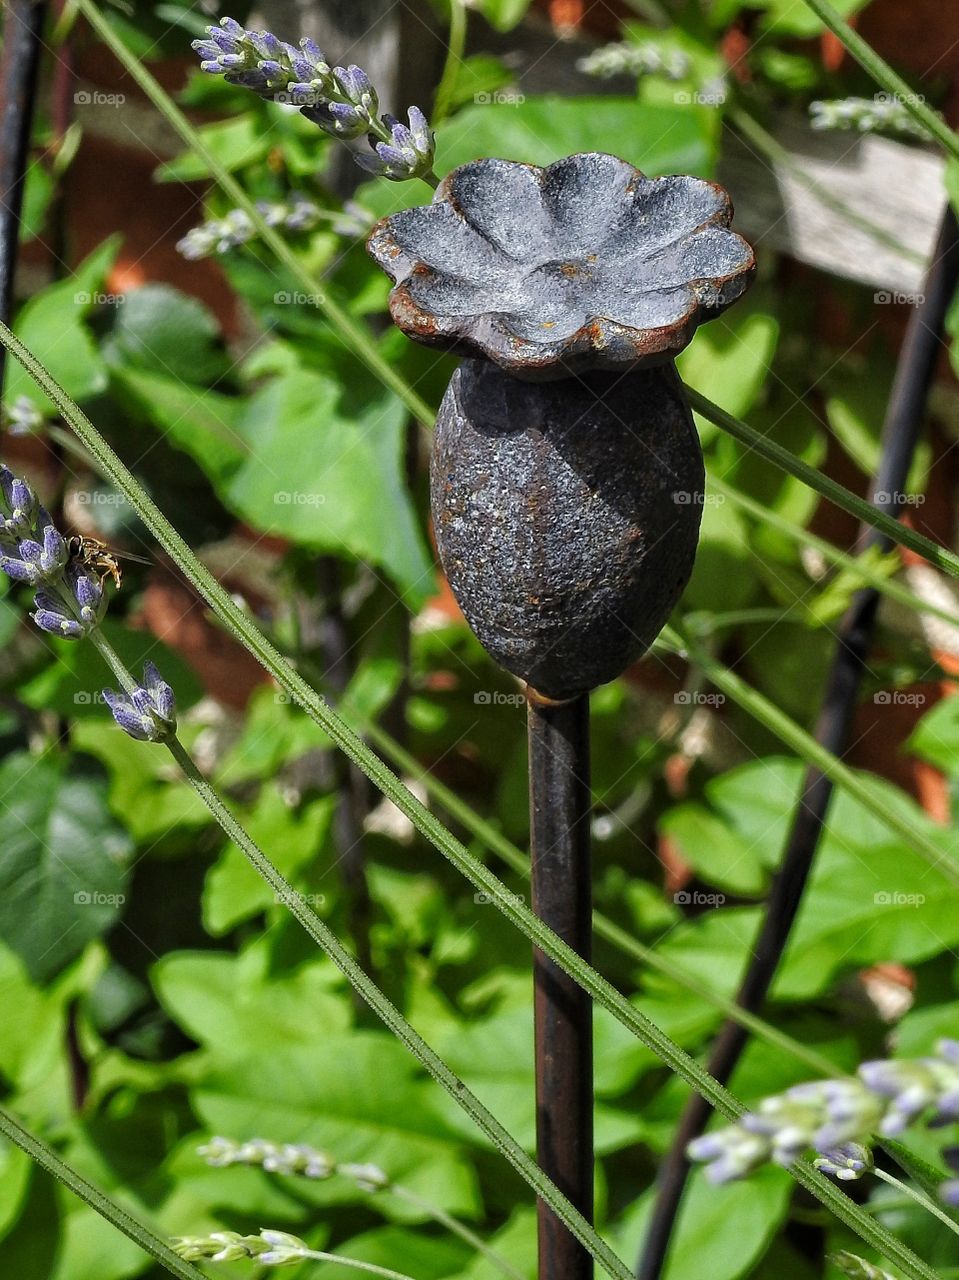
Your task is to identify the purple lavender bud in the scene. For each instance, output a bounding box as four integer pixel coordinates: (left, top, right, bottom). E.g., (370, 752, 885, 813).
(67, 565, 104, 628)
(288, 54, 318, 83)
(103, 689, 158, 741)
(0, 464, 38, 536)
(938, 1039, 959, 1066)
(298, 37, 328, 69)
(257, 59, 284, 81)
(218, 16, 246, 39)
(192, 41, 223, 62)
(325, 102, 368, 136)
(198, 60, 224, 75)
(388, 119, 415, 152)
(217, 54, 247, 69)
(208, 26, 245, 55)
(144, 660, 176, 724)
(407, 104, 431, 153)
(335, 65, 376, 111)
(813, 1142, 874, 1181)
(225, 69, 273, 93)
(247, 29, 283, 60)
(31, 590, 85, 639)
(104, 662, 177, 742)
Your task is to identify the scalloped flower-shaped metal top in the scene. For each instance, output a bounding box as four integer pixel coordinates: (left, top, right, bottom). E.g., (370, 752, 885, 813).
(367, 152, 755, 378)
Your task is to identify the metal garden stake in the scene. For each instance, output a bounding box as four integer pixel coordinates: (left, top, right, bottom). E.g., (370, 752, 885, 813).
(369, 152, 755, 1279)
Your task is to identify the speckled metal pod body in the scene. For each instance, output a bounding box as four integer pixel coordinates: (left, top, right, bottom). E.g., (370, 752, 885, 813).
(431, 358, 704, 699)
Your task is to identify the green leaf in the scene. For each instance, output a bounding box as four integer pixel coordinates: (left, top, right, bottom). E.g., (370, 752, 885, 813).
(4, 239, 119, 414)
(437, 97, 718, 178)
(315, 1225, 468, 1280)
(614, 1166, 792, 1280)
(223, 368, 433, 604)
(156, 115, 269, 182)
(0, 753, 132, 980)
(660, 803, 770, 896)
(191, 1036, 480, 1217)
(755, 0, 868, 36)
(103, 284, 229, 384)
(678, 297, 780, 424)
(153, 948, 351, 1056)
(472, 0, 532, 32)
(907, 695, 959, 774)
(203, 790, 336, 935)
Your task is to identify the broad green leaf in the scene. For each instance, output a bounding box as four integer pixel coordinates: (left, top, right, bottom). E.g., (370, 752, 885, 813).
(223, 368, 433, 604)
(156, 115, 269, 181)
(0, 753, 132, 981)
(472, 0, 532, 31)
(614, 1166, 791, 1280)
(683, 496, 757, 612)
(153, 949, 351, 1056)
(103, 283, 229, 384)
(756, 0, 868, 36)
(679, 298, 779, 424)
(436, 97, 717, 178)
(907, 696, 959, 775)
(192, 1036, 480, 1216)
(110, 365, 246, 477)
(660, 803, 771, 896)
(203, 790, 336, 934)
(4, 239, 119, 413)
(450, 1207, 536, 1280)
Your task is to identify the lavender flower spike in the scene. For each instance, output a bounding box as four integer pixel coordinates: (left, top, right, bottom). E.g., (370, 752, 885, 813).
(688, 1039, 959, 1202)
(31, 565, 104, 639)
(0, 464, 38, 538)
(190, 17, 435, 181)
(103, 661, 177, 743)
(0, 507, 68, 584)
(355, 107, 435, 180)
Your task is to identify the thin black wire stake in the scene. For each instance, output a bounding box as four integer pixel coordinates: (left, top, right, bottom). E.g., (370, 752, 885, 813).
(638, 199, 959, 1280)
(528, 689, 594, 1280)
(0, 0, 47, 398)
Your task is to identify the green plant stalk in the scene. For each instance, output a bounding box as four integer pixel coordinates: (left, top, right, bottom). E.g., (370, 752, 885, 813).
(873, 1168, 959, 1241)
(799, 0, 959, 163)
(2, 317, 948, 1090)
(349, 705, 840, 1080)
(278, 1250, 415, 1279)
(689, 388, 959, 580)
(88, 635, 936, 1279)
(161, 732, 936, 1280)
(432, 0, 468, 125)
(75, 0, 436, 428)
(713, 476, 959, 634)
(389, 1184, 526, 1280)
(0, 1106, 207, 1280)
(160, 735, 632, 1280)
(662, 623, 959, 886)
(0, 318, 750, 1111)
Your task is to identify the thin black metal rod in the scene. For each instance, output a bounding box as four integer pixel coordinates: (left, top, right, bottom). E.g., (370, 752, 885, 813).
(638, 200, 959, 1280)
(0, 0, 47, 398)
(529, 690, 594, 1280)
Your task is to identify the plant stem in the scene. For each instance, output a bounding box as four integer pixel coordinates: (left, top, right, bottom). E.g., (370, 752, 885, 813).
(713, 477, 959, 634)
(639, 199, 959, 1280)
(161, 734, 632, 1280)
(527, 691, 594, 1280)
(688, 387, 959, 580)
(432, 0, 468, 125)
(292, 1250, 416, 1280)
(74, 0, 436, 427)
(0, 0, 47, 397)
(873, 1168, 959, 1240)
(0, 1105, 206, 1280)
(799, 0, 959, 162)
(389, 1184, 526, 1280)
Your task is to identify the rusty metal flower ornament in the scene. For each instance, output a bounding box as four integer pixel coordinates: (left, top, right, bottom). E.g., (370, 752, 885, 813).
(368, 152, 755, 699)
(368, 152, 754, 378)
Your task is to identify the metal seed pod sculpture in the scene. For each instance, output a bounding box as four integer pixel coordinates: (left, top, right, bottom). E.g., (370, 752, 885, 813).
(369, 153, 754, 698)
(369, 151, 754, 1280)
